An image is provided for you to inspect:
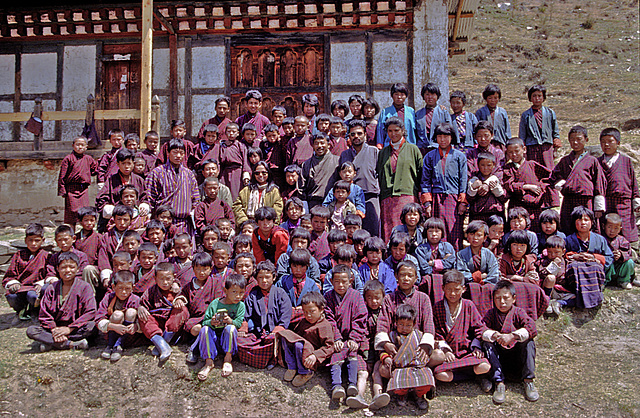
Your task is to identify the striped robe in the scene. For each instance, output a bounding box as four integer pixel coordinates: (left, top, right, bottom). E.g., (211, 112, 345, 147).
(75, 230, 102, 266)
(132, 266, 156, 296)
(376, 289, 435, 350)
(386, 330, 436, 392)
(145, 162, 200, 221)
(181, 275, 220, 332)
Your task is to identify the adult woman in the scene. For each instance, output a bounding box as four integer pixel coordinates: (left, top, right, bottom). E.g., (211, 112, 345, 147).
(232, 161, 283, 225)
(376, 117, 424, 242)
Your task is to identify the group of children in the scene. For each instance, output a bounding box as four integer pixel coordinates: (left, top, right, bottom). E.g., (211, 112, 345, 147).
(3, 82, 640, 410)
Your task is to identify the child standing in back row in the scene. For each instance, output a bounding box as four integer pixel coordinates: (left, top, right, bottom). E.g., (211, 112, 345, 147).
(58, 136, 97, 226)
(475, 84, 511, 149)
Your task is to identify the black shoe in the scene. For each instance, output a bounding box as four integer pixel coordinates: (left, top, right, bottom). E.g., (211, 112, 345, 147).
(479, 377, 493, 393)
(493, 382, 506, 404)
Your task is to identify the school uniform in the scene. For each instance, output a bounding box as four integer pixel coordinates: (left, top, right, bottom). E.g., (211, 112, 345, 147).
(390, 225, 425, 255)
(309, 230, 331, 261)
(276, 274, 321, 311)
(157, 139, 196, 167)
(414, 241, 456, 305)
(565, 232, 613, 308)
(502, 159, 553, 232)
(499, 254, 539, 285)
(96, 291, 142, 348)
(279, 315, 335, 374)
(45, 249, 89, 281)
(329, 135, 348, 156)
(138, 284, 189, 340)
(180, 275, 221, 334)
(467, 170, 508, 224)
(285, 133, 314, 167)
(132, 266, 157, 296)
(415, 105, 452, 151)
(518, 105, 559, 166)
(475, 105, 512, 146)
(261, 140, 287, 189)
(451, 111, 479, 149)
(385, 330, 436, 395)
(456, 246, 500, 285)
(503, 230, 539, 256)
(276, 250, 321, 285)
(197, 115, 231, 142)
(3, 248, 49, 313)
(194, 197, 234, 236)
(537, 231, 566, 252)
(467, 281, 549, 320)
(322, 268, 364, 295)
(323, 183, 366, 216)
(97, 147, 120, 184)
(420, 147, 468, 250)
(212, 140, 251, 201)
(358, 262, 397, 294)
(136, 149, 158, 175)
(377, 105, 419, 148)
(465, 144, 505, 173)
(189, 141, 218, 171)
(75, 230, 102, 266)
(167, 256, 194, 288)
(95, 172, 147, 213)
(97, 228, 126, 273)
(58, 151, 98, 224)
(236, 112, 271, 141)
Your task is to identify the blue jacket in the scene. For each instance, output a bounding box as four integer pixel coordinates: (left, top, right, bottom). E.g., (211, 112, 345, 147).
(416, 105, 452, 149)
(376, 105, 418, 147)
(276, 274, 320, 307)
(503, 230, 539, 256)
(420, 147, 468, 195)
(414, 241, 456, 277)
(358, 262, 397, 294)
(322, 182, 366, 214)
(451, 111, 479, 148)
(565, 232, 613, 270)
(518, 106, 559, 146)
(475, 106, 512, 145)
(456, 246, 500, 284)
(323, 268, 364, 295)
(244, 286, 292, 335)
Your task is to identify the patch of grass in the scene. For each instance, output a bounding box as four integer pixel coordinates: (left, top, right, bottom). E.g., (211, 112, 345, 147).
(0, 360, 13, 379)
(106, 406, 117, 417)
(537, 313, 572, 348)
(581, 15, 595, 29)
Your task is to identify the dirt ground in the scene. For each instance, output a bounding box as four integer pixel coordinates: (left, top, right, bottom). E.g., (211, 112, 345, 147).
(1, 0, 640, 416)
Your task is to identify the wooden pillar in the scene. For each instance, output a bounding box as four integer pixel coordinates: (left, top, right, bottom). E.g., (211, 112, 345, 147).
(151, 94, 160, 133)
(140, 0, 154, 139)
(32, 98, 43, 151)
(169, 34, 178, 123)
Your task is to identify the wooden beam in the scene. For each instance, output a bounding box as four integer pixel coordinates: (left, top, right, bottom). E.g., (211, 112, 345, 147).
(451, 0, 465, 42)
(169, 33, 178, 123)
(0, 109, 148, 122)
(140, 0, 153, 139)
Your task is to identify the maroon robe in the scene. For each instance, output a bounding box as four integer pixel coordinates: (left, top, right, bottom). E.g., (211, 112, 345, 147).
(235, 112, 271, 140)
(213, 140, 251, 200)
(309, 230, 330, 261)
(140, 284, 181, 321)
(97, 147, 121, 184)
(75, 230, 102, 266)
(95, 172, 147, 212)
(189, 141, 218, 171)
(45, 249, 89, 281)
(2, 249, 49, 292)
(97, 229, 126, 272)
(377, 289, 435, 338)
(325, 287, 368, 353)
(96, 291, 141, 323)
(136, 149, 158, 175)
(482, 306, 537, 347)
(598, 153, 640, 242)
(278, 316, 335, 369)
(261, 140, 287, 189)
(38, 278, 96, 330)
(181, 275, 219, 332)
(132, 266, 157, 296)
(194, 198, 235, 235)
(499, 253, 539, 285)
(157, 139, 196, 167)
(329, 135, 348, 156)
(197, 115, 231, 142)
(167, 257, 194, 287)
(58, 151, 98, 224)
(502, 159, 553, 232)
(467, 169, 508, 222)
(285, 133, 314, 166)
(466, 144, 505, 173)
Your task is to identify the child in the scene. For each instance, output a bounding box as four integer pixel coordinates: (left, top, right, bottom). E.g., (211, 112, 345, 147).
(500, 230, 540, 284)
(179, 252, 224, 363)
(362, 97, 380, 146)
(3, 223, 49, 319)
(240, 220, 258, 236)
(261, 124, 287, 189)
(322, 161, 366, 218)
(157, 120, 195, 167)
(241, 124, 260, 149)
(280, 197, 305, 233)
(109, 185, 150, 233)
(121, 230, 142, 264)
(197, 96, 231, 142)
(97, 204, 133, 289)
(152, 205, 178, 241)
(281, 164, 305, 203)
(302, 94, 319, 135)
(168, 233, 194, 287)
(467, 152, 507, 223)
(137, 262, 189, 363)
(279, 291, 335, 387)
(199, 225, 219, 256)
(359, 237, 395, 295)
(324, 265, 369, 408)
(74, 206, 102, 266)
(344, 215, 363, 244)
(302, 133, 339, 209)
(251, 206, 289, 264)
(58, 136, 97, 226)
(347, 94, 365, 121)
(331, 99, 348, 120)
(309, 205, 331, 261)
(352, 229, 371, 266)
(26, 252, 96, 351)
(132, 243, 159, 296)
(564, 206, 613, 309)
(300, 213, 313, 233)
(199, 159, 233, 206)
(315, 113, 331, 136)
(415, 83, 452, 153)
(327, 181, 358, 231)
(328, 117, 348, 156)
(271, 105, 286, 128)
(190, 124, 218, 169)
(323, 245, 364, 294)
(124, 133, 139, 152)
(96, 270, 140, 362)
(144, 219, 167, 253)
(421, 123, 468, 250)
(549, 125, 606, 234)
(485, 215, 505, 258)
(537, 235, 568, 315)
(216, 218, 235, 243)
(361, 280, 391, 410)
(377, 83, 418, 149)
(233, 252, 257, 297)
(502, 138, 553, 233)
(384, 232, 419, 274)
(602, 213, 637, 289)
(456, 221, 500, 284)
(211, 242, 233, 292)
(45, 225, 89, 283)
(414, 217, 456, 303)
(214, 122, 251, 200)
(238, 261, 292, 369)
(598, 127, 640, 247)
(391, 202, 426, 255)
(430, 270, 490, 384)
(194, 177, 234, 236)
(537, 209, 566, 251)
(235, 90, 271, 140)
(475, 84, 511, 148)
(277, 249, 321, 321)
(97, 128, 124, 190)
(194, 273, 247, 380)
(504, 207, 540, 255)
(482, 280, 539, 403)
(281, 116, 295, 144)
(285, 116, 313, 166)
(466, 121, 506, 173)
(380, 303, 435, 410)
(133, 156, 147, 178)
(232, 233, 252, 259)
(318, 228, 348, 279)
(96, 148, 147, 220)
(136, 130, 159, 176)
(233, 161, 283, 225)
(275, 228, 321, 285)
(247, 146, 263, 171)
(450, 90, 478, 149)
(518, 85, 561, 177)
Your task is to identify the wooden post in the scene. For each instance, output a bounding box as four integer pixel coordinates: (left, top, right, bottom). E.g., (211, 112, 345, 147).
(140, 0, 154, 140)
(33, 97, 43, 151)
(85, 94, 95, 126)
(151, 94, 160, 134)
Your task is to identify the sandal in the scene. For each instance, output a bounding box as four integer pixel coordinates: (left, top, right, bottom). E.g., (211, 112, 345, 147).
(197, 364, 213, 381)
(221, 362, 233, 377)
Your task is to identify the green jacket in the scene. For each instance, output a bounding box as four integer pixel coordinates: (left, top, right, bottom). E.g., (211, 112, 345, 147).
(376, 141, 423, 200)
(232, 184, 284, 225)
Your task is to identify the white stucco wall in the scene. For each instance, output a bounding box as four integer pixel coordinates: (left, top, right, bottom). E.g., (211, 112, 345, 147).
(61, 45, 96, 140)
(330, 42, 366, 85)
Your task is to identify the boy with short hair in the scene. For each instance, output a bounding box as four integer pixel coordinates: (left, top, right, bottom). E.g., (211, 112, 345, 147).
(415, 82, 452, 153)
(194, 177, 234, 236)
(359, 236, 396, 294)
(97, 129, 124, 190)
(252, 206, 289, 264)
(377, 83, 419, 149)
(352, 228, 370, 265)
(536, 235, 567, 314)
(275, 227, 321, 284)
(475, 84, 511, 148)
(327, 181, 358, 231)
(449, 90, 478, 149)
(309, 205, 332, 261)
(323, 245, 364, 294)
(124, 133, 140, 152)
(318, 228, 347, 280)
(285, 116, 313, 166)
(261, 123, 287, 189)
(216, 218, 234, 243)
(456, 221, 500, 284)
(537, 209, 566, 251)
(281, 117, 296, 144)
(136, 130, 159, 176)
(58, 136, 98, 226)
(602, 213, 637, 289)
(194, 273, 247, 380)
(168, 233, 194, 287)
(45, 224, 90, 283)
(235, 90, 271, 140)
(467, 152, 507, 224)
(302, 133, 339, 210)
(74, 206, 102, 266)
(3, 223, 49, 319)
(96, 270, 140, 362)
(344, 215, 363, 245)
(279, 291, 335, 387)
(132, 242, 159, 295)
(97, 204, 133, 287)
(328, 117, 348, 156)
(26, 252, 96, 351)
(482, 280, 539, 404)
(465, 121, 505, 173)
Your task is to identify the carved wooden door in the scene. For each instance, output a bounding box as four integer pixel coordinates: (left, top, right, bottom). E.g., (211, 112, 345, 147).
(102, 44, 141, 136)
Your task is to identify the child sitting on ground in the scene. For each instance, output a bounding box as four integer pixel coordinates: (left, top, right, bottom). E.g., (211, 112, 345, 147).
(96, 270, 140, 362)
(359, 237, 396, 294)
(415, 217, 456, 299)
(485, 215, 505, 258)
(275, 228, 321, 285)
(277, 249, 321, 322)
(482, 280, 539, 404)
(503, 206, 539, 256)
(499, 230, 540, 284)
(252, 207, 289, 264)
(384, 232, 419, 275)
(602, 213, 636, 289)
(323, 245, 364, 294)
(537, 209, 566, 251)
(194, 177, 234, 237)
(194, 273, 246, 380)
(456, 221, 500, 284)
(233, 252, 257, 297)
(132, 243, 159, 296)
(536, 236, 568, 316)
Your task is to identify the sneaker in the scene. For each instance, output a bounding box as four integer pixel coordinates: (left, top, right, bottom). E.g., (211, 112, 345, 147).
(545, 305, 553, 315)
(345, 394, 369, 409)
(524, 380, 539, 402)
(493, 382, 506, 404)
(479, 377, 493, 393)
(110, 346, 123, 363)
(331, 386, 346, 400)
(39, 343, 52, 353)
(550, 299, 562, 316)
(101, 347, 112, 360)
(70, 339, 89, 350)
(291, 371, 314, 387)
(283, 369, 297, 382)
(632, 278, 640, 287)
(346, 384, 358, 397)
(369, 393, 390, 410)
(416, 395, 429, 411)
(185, 350, 197, 364)
(621, 282, 633, 290)
(396, 394, 408, 407)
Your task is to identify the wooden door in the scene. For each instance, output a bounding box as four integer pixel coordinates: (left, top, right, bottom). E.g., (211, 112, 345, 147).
(102, 44, 141, 136)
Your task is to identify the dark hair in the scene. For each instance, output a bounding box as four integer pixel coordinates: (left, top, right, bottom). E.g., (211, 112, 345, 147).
(327, 228, 348, 244)
(118, 184, 139, 201)
(300, 291, 326, 310)
(203, 124, 218, 134)
(263, 123, 280, 134)
(289, 248, 311, 267)
(333, 244, 357, 263)
(215, 96, 231, 107)
(212, 241, 231, 255)
(232, 233, 252, 249)
(343, 214, 362, 228)
(316, 113, 331, 126)
(571, 206, 595, 232)
(284, 164, 302, 175)
(203, 177, 220, 188)
(145, 130, 160, 141)
(508, 207, 531, 229)
(333, 180, 351, 194)
(312, 132, 329, 144)
(506, 137, 525, 148)
(290, 227, 311, 245)
(112, 251, 131, 263)
(240, 219, 258, 233)
(54, 224, 74, 238)
(539, 209, 560, 226)
(282, 117, 295, 126)
(146, 219, 166, 234)
(156, 261, 175, 274)
(302, 93, 319, 108)
(396, 303, 417, 322)
(122, 230, 142, 243)
(395, 259, 418, 275)
(108, 128, 124, 139)
(604, 212, 623, 226)
(466, 220, 488, 235)
(599, 127, 621, 143)
(284, 197, 304, 214)
(271, 105, 286, 116)
(474, 120, 494, 136)
(77, 206, 99, 221)
(443, 269, 465, 286)
(329, 116, 345, 128)
(363, 279, 385, 296)
(487, 215, 504, 228)
(310, 205, 331, 220)
(245, 90, 263, 101)
(167, 138, 186, 152)
(113, 270, 135, 285)
(363, 97, 380, 116)
(434, 122, 455, 138)
(112, 204, 134, 219)
(234, 252, 256, 269)
(171, 120, 185, 130)
(242, 123, 257, 135)
(424, 217, 446, 237)
(568, 125, 588, 138)
(400, 203, 424, 226)
(138, 242, 159, 255)
(201, 158, 219, 170)
(216, 218, 232, 228)
(201, 224, 220, 239)
(388, 232, 411, 249)
(482, 84, 502, 100)
(348, 94, 365, 106)
(58, 251, 80, 267)
(347, 119, 367, 132)
(364, 236, 386, 254)
(331, 263, 352, 280)
(116, 148, 136, 162)
(477, 152, 497, 165)
(340, 161, 355, 173)
(391, 83, 409, 96)
(420, 82, 441, 99)
(256, 260, 276, 275)
(545, 235, 566, 250)
(450, 90, 467, 105)
(384, 116, 405, 132)
(193, 251, 213, 268)
(352, 229, 371, 245)
(254, 206, 277, 222)
(330, 99, 349, 114)
(493, 279, 515, 299)
(505, 230, 531, 255)
(124, 133, 140, 145)
(225, 272, 247, 289)
(527, 84, 547, 100)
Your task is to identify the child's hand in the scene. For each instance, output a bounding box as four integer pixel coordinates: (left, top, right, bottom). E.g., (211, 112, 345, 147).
(472, 179, 483, 189)
(444, 352, 456, 363)
(478, 184, 490, 196)
(511, 274, 524, 282)
(34, 284, 42, 295)
(481, 273, 488, 280)
(125, 324, 136, 334)
(7, 283, 20, 293)
(384, 356, 393, 368)
(109, 323, 129, 335)
(613, 249, 622, 261)
(334, 340, 344, 352)
(424, 204, 432, 218)
(384, 342, 398, 356)
(457, 202, 467, 216)
(52, 326, 71, 343)
(303, 354, 317, 369)
(553, 137, 562, 148)
(345, 340, 358, 352)
(223, 313, 233, 325)
(172, 297, 186, 309)
(488, 239, 499, 250)
(523, 184, 542, 195)
(101, 277, 111, 288)
(472, 348, 484, 359)
(496, 333, 516, 348)
(137, 306, 150, 322)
